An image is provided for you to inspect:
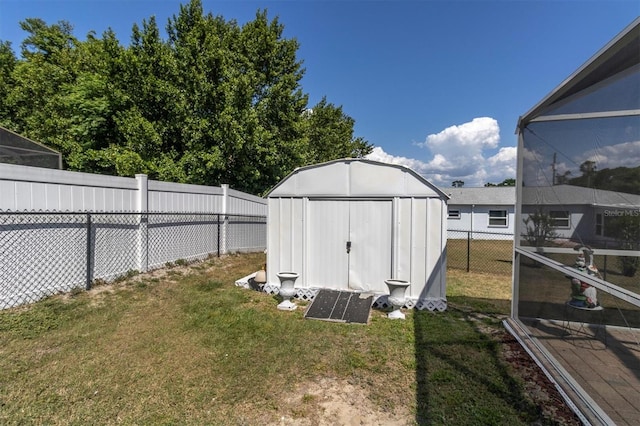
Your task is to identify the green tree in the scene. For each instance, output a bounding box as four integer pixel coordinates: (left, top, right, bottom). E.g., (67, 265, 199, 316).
(485, 178, 515, 187)
(302, 96, 372, 165)
(522, 210, 558, 248)
(1, 0, 369, 195)
(4, 19, 77, 139)
(609, 215, 640, 277)
(0, 41, 17, 125)
(568, 166, 640, 195)
(578, 160, 597, 188)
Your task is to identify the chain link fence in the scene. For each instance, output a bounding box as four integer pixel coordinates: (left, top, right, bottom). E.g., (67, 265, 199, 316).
(0, 212, 266, 309)
(447, 230, 514, 275)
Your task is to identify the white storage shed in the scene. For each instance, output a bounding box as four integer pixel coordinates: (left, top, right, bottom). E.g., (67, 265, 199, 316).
(265, 159, 449, 311)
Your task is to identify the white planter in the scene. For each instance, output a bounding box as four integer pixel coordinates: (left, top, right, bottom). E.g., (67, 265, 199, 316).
(277, 272, 299, 311)
(385, 279, 410, 319)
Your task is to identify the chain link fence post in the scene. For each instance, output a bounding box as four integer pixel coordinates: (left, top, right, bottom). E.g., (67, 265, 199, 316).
(466, 231, 471, 272)
(217, 213, 221, 257)
(136, 174, 149, 273)
(86, 212, 93, 290)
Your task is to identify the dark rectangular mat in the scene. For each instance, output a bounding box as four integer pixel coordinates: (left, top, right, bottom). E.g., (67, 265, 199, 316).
(304, 289, 374, 324)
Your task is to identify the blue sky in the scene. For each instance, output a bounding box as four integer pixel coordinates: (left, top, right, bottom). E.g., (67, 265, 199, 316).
(1, 0, 638, 187)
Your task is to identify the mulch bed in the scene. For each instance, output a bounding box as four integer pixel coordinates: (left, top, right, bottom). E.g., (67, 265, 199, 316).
(500, 330, 582, 425)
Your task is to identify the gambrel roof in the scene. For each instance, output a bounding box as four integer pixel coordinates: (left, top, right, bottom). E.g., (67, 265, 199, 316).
(267, 159, 449, 199)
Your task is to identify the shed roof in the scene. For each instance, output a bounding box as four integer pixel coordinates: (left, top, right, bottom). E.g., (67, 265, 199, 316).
(446, 187, 515, 206)
(267, 159, 449, 199)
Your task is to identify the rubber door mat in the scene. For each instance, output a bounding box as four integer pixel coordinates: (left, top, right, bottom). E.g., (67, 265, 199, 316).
(304, 289, 374, 324)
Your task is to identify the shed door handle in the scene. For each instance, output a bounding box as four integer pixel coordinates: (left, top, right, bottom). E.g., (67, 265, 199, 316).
(346, 241, 351, 253)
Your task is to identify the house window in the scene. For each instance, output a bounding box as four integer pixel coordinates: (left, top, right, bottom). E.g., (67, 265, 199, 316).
(448, 209, 460, 219)
(550, 211, 570, 228)
(488, 210, 507, 227)
(595, 213, 603, 236)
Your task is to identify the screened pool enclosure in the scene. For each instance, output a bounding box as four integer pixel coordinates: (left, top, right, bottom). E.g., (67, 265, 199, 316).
(0, 126, 61, 169)
(508, 17, 640, 425)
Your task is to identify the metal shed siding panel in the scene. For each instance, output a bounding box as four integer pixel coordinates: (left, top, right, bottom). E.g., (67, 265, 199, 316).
(267, 198, 304, 285)
(296, 162, 350, 196)
(395, 198, 441, 300)
(278, 198, 293, 273)
(424, 198, 447, 299)
(267, 198, 281, 283)
(404, 176, 439, 197)
(409, 199, 429, 299)
(291, 198, 304, 281)
(349, 162, 405, 195)
(395, 198, 413, 287)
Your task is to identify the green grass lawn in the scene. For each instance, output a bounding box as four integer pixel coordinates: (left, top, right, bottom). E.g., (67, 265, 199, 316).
(0, 253, 573, 425)
(447, 239, 514, 276)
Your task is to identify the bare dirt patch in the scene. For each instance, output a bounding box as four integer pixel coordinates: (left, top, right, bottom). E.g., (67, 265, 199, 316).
(268, 334, 581, 426)
(273, 377, 413, 426)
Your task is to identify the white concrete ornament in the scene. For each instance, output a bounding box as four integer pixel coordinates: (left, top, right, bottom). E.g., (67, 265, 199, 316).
(277, 272, 299, 311)
(385, 279, 410, 320)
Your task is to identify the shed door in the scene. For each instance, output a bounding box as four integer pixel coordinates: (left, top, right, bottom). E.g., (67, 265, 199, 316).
(307, 200, 392, 292)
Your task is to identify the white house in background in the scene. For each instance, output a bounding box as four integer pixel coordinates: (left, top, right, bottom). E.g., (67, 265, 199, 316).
(521, 185, 640, 247)
(446, 187, 516, 239)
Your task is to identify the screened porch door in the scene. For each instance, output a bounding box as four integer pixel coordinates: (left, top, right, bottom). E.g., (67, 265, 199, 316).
(307, 199, 392, 292)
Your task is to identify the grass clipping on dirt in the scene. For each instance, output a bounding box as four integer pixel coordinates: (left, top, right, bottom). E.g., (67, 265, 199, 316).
(0, 253, 577, 425)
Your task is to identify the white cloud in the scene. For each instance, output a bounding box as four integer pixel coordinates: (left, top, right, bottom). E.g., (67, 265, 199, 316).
(519, 140, 640, 187)
(419, 117, 500, 152)
(577, 140, 640, 169)
(366, 117, 516, 187)
(365, 146, 426, 170)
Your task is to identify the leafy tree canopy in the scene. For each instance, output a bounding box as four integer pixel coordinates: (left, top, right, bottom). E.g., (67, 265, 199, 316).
(568, 165, 640, 195)
(0, 0, 371, 194)
(485, 178, 515, 187)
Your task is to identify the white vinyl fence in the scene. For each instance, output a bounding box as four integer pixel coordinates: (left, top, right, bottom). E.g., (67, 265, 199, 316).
(0, 163, 266, 309)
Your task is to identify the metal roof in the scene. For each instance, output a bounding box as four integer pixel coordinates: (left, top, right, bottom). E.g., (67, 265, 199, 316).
(267, 158, 449, 199)
(446, 186, 515, 206)
(516, 17, 640, 131)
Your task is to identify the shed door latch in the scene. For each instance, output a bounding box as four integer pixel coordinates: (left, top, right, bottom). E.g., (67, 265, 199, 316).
(346, 241, 351, 254)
